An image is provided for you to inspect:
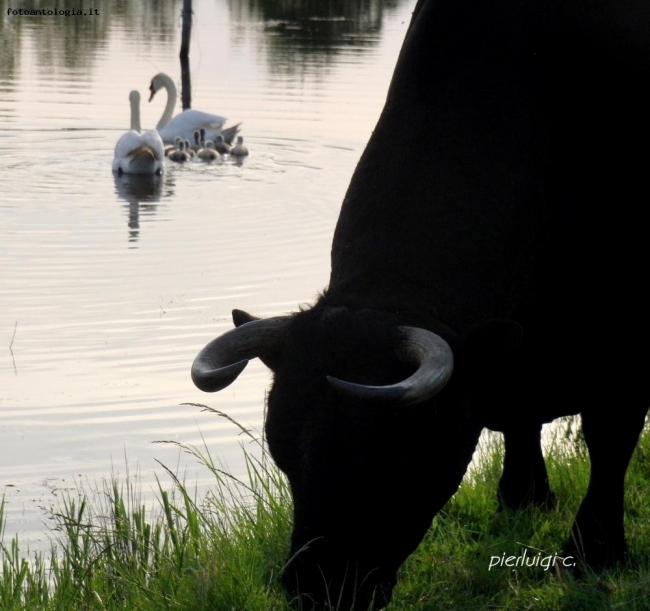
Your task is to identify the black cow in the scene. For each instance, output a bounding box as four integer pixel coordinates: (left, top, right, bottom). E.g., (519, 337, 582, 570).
(192, 0, 650, 608)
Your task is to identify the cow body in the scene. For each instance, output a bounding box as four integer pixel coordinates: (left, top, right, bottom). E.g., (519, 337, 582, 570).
(193, 1, 650, 608)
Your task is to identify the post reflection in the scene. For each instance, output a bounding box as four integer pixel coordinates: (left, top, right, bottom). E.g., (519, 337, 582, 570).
(228, 0, 406, 76)
(1, 0, 408, 83)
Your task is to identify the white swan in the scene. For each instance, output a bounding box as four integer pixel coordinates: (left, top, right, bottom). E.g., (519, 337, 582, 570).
(148, 73, 242, 144)
(113, 90, 165, 175)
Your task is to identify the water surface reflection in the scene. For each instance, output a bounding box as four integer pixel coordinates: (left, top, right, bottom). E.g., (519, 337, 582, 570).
(0, 0, 413, 555)
(0, 0, 182, 77)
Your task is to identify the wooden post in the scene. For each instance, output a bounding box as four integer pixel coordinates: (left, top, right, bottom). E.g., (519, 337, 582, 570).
(180, 0, 192, 110)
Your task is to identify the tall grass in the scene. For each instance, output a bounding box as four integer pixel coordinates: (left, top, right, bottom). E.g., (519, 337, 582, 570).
(0, 412, 648, 610)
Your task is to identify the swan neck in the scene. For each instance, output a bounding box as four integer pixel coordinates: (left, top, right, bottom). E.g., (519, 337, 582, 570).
(130, 94, 142, 133)
(157, 74, 177, 130)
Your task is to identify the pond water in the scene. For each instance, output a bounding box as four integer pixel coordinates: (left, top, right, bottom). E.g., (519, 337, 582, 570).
(0, 0, 414, 554)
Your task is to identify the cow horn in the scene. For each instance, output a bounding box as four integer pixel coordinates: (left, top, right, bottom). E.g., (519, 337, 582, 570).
(326, 326, 453, 405)
(191, 315, 289, 392)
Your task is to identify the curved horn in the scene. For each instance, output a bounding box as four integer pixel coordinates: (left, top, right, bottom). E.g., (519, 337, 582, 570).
(326, 326, 453, 405)
(191, 315, 289, 392)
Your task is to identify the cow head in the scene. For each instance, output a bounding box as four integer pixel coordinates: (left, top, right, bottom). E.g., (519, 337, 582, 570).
(192, 305, 483, 609)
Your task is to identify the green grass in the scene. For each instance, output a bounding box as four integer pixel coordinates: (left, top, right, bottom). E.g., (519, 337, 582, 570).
(0, 411, 649, 610)
(392, 426, 650, 610)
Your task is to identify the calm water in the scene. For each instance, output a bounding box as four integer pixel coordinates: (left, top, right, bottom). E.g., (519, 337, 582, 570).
(0, 0, 413, 553)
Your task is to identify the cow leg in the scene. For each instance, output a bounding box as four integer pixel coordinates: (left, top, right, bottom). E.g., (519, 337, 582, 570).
(498, 423, 555, 510)
(564, 409, 648, 569)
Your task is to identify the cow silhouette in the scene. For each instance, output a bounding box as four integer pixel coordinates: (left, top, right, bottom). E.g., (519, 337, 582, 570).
(192, 0, 650, 608)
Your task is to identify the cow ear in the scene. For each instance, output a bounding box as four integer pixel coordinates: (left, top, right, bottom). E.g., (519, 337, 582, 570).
(232, 309, 258, 327)
(231, 308, 283, 371)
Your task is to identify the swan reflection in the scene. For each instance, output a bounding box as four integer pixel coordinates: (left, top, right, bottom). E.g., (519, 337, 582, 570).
(114, 172, 162, 202)
(114, 173, 163, 245)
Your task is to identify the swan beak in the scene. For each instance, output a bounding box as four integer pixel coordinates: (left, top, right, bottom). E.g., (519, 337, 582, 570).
(148, 84, 156, 102)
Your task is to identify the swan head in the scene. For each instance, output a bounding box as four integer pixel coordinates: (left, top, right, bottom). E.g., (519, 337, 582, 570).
(148, 73, 167, 102)
(129, 90, 141, 106)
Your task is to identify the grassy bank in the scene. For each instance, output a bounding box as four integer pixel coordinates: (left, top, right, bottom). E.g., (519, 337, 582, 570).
(1, 411, 649, 610)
